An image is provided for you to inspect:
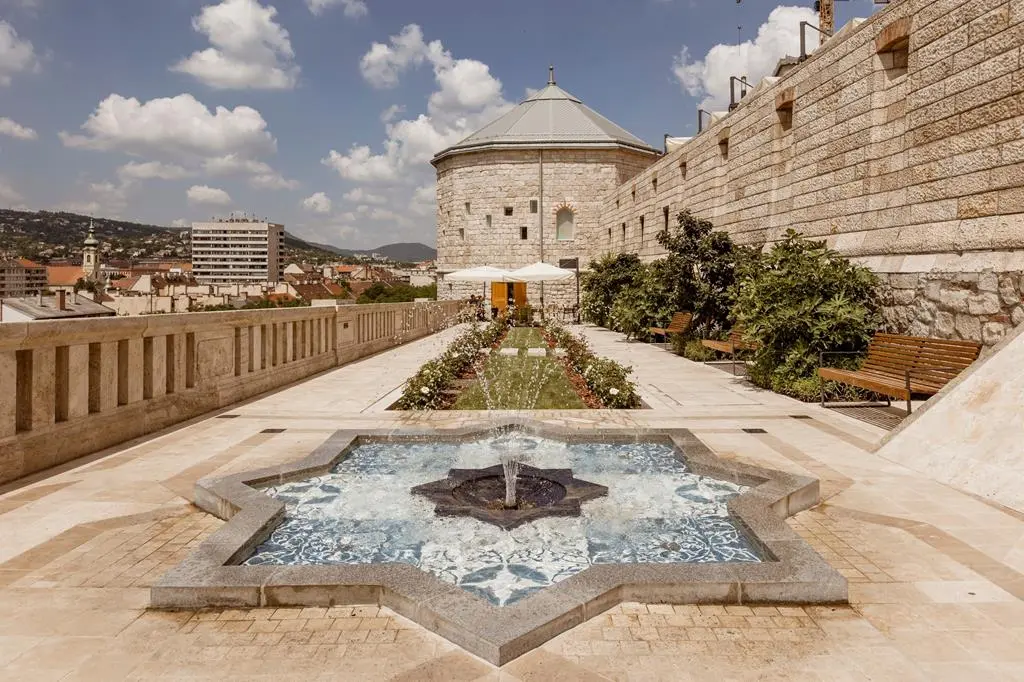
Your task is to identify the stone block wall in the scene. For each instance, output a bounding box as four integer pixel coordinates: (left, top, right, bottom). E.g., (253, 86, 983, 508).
(594, 0, 1024, 345)
(0, 301, 463, 485)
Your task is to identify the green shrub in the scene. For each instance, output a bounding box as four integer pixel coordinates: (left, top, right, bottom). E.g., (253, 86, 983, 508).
(734, 230, 881, 401)
(396, 315, 509, 409)
(580, 253, 643, 328)
(543, 320, 642, 408)
(671, 335, 717, 362)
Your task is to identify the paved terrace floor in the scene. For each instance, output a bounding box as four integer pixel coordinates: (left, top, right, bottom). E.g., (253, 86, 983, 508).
(0, 325, 1022, 681)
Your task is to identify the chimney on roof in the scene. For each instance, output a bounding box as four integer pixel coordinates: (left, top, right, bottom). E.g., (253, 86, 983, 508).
(57, 289, 67, 311)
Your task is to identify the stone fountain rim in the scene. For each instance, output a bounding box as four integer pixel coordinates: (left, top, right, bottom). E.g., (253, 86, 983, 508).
(151, 419, 847, 666)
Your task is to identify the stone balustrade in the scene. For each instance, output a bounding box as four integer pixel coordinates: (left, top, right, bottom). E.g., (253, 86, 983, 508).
(0, 300, 464, 485)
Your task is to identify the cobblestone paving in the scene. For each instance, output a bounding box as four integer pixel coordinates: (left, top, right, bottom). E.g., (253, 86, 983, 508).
(0, 325, 1022, 680)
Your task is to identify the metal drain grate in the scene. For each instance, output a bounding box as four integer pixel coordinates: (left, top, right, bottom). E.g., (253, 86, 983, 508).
(261, 428, 286, 434)
(742, 428, 767, 434)
(828, 406, 904, 431)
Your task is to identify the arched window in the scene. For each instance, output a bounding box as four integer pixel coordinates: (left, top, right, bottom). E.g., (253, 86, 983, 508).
(556, 208, 574, 241)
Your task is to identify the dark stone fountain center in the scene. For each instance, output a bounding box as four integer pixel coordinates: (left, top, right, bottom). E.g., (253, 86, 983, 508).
(412, 464, 608, 530)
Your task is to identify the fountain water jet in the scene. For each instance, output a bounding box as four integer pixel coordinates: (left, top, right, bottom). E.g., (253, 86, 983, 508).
(500, 455, 522, 508)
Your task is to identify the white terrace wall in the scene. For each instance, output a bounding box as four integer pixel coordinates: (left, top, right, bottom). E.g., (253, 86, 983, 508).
(0, 301, 463, 486)
(597, 0, 1024, 346)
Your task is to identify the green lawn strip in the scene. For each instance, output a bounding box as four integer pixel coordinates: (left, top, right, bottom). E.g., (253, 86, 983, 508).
(499, 327, 546, 350)
(451, 355, 586, 410)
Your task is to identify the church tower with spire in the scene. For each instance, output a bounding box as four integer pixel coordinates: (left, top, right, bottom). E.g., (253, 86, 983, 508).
(82, 220, 100, 281)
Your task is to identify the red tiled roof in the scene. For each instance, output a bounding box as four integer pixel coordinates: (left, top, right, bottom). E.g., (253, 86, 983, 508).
(16, 258, 44, 268)
(47, 265, 86, 286)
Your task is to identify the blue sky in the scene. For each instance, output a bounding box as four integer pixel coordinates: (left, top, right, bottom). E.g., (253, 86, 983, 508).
(0, 0, 880, 249)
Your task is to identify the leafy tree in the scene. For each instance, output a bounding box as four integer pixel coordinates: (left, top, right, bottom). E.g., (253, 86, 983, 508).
(732, 230, 881, 400)
(357, 282, 437, 304)
(609, 261, 674, 339)
(580, 253, 643, 328)
(656, 210, 750, 336)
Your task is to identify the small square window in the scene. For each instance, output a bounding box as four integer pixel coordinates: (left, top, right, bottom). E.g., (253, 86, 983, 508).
(458, 228, 465, 239)
(464, 202, 471, 214)
(652, 175, 658, 192)
(529, 200, 538, 214)
(719, 139, 729, 160)
(607, 227, 611, 239)
(639, 215, 645, 240)
(504, 206, 513, 217)
(679, 161, 687, 179)
(621, 222, 626, 240)
(616, 199, 620, 208)
(663, 206, 670, 231)
(520, 226, 528, 240)
(631, 186, 636, 202)
(485, 214, 492, 227)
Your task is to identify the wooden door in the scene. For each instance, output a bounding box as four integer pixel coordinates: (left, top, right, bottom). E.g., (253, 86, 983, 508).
(513, 283, 527, 308)
(491, 282, 507, 310)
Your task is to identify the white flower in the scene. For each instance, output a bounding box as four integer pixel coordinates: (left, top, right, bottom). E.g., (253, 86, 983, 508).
(420, 386, 431, 395)
(609, 388, 620, 396)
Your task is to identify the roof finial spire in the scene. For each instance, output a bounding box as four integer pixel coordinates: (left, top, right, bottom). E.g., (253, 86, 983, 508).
(548, 64, 555, 86)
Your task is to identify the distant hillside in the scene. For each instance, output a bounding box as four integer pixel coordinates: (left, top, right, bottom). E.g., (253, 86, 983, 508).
(308, 241, 436, 262)
(0, 209, 340, 264)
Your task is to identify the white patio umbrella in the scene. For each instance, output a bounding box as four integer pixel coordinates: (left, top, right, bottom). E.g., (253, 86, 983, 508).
(443, 266, 521, 316)
(509, 262, 576, 282)
(443, 265, 521, 282)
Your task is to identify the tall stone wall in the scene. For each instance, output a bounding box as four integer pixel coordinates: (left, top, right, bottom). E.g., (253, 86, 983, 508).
(595, 0, 1024, 346)
(436, 148, 652, 307)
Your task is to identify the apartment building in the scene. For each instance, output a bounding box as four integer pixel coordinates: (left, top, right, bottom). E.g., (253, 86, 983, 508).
(190, 219, 284, 284)
(0, 258, 48, 296)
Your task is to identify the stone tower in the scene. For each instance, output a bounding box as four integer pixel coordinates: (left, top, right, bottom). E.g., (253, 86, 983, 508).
(432, 68, 660, 308)
(82, 220, 100, 281)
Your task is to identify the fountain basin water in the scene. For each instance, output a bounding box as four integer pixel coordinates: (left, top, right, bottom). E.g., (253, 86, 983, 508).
(244, 430, 761, 605)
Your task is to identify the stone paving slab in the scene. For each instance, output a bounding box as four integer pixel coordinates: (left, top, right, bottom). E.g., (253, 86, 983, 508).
(0, 324, 1021, 679)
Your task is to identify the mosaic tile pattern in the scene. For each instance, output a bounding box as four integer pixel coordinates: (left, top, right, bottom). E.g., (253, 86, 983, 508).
(246, 433, 760, 605)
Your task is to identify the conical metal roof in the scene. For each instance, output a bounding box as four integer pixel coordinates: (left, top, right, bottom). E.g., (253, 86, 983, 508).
(432, 71, 660, 164)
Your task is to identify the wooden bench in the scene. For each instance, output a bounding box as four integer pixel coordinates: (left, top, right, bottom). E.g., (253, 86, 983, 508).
(818, 333, 981, 414)
(701, 328, 759, 374)
(649, 312, 693, 343)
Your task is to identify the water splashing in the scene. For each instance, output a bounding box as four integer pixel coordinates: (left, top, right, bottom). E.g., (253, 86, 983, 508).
(500, 455, 522, 508)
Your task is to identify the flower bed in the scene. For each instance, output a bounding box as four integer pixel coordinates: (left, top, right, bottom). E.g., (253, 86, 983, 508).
(395, 315, 510, 410)
(543, 320, 642, 409)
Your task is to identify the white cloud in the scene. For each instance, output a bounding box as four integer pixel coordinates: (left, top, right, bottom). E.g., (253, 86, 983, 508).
(171, 0, 299, 90)
(0, 116, 36, 139)
(250, 172, 298, 190)
(672, 5, 818, 110)
(324, 24, 512, 185)
(302, 192, 332, 213)
(306, 0, 367, 18)
(342, 187, 385, 205)
(117, 161, 193, 181)
(187, 185, 232, 205)
(202, 153, 273, 175)
(358, 24, 435, 89)
(171, 218, 190, 228)
(0, 19, 38, 86)
(380, 104, 404, 123)
(60, 93, 276, 160)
